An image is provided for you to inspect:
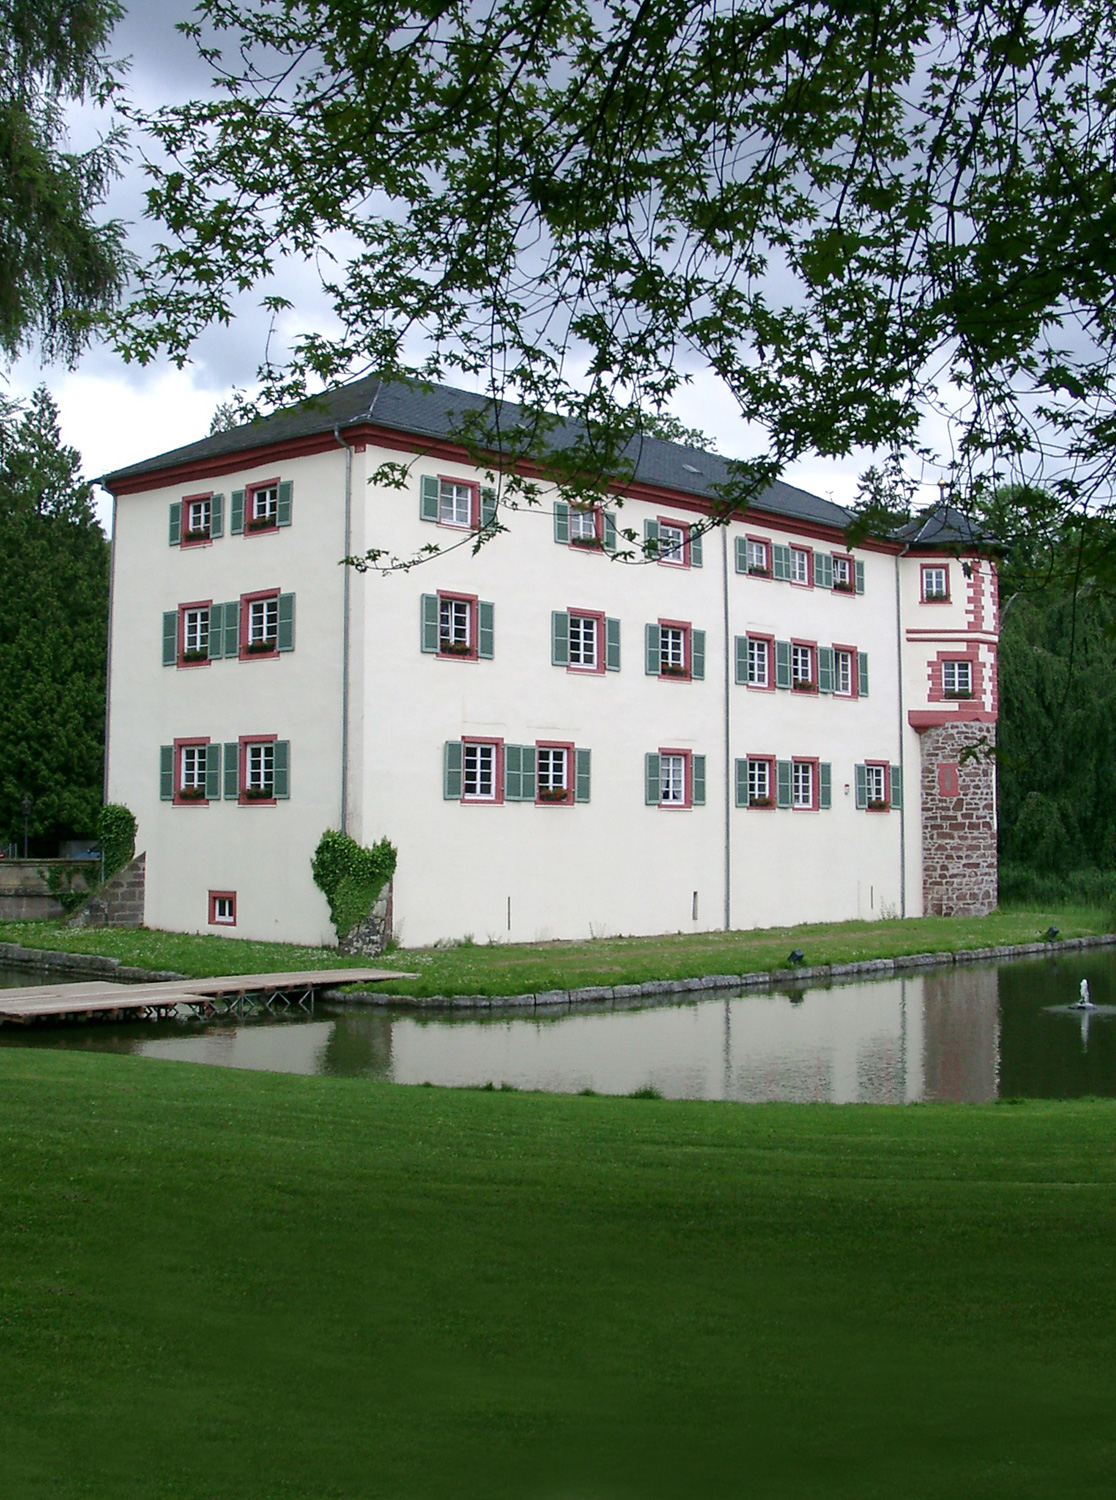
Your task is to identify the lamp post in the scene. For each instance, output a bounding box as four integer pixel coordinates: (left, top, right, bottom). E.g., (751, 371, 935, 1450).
(20, 793, 31, 859)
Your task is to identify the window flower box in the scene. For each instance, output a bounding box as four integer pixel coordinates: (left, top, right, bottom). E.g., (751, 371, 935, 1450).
(246, 637, 278, 654)
(867, 798, 889, 811)
(181, 647, 208, 663)
(943, 689, 973, 699)
(183, 528, 210, 543)
(244, 784, 274, 800)
(660, 663, 689, 677)
(439, 640, 473, 655)
(924, 590, 949, 602)
(537, 787, 569, 803)
(749, 796, 773, 808)
(833, 580, 855, 593)
(178, 785, 206, 801)
(747, 565, 771, 577)
(247, 515, 276, 532)
(570, 535, 602, 549)
(792, 679, 817, 692)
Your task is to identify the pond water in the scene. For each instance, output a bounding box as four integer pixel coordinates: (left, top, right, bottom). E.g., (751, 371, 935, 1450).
(3, 949, 1116, 1102)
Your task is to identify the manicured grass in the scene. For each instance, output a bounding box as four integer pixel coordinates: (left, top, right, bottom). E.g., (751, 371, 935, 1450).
(1, 906, 1108, 994)
(1, 1049, 1115, 1498)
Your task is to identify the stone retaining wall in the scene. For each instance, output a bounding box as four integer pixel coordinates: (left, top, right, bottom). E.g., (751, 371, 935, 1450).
(67, 853, 145, 929)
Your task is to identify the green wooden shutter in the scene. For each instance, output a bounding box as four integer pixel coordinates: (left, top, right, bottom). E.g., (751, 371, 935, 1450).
(159, 745, 174, 800)
(420, 475, 440, 522)
(734, 536, 748, 573)
(774, 639, 791, 688)
(734, 636, 748, 684)
(772, 544, 792, 581)
(162, 611, 178, 666)
(815, 552, 833, 589)
(690, 629, 705, 680)
(521, 745, 536, 801)
(205, 744, 222, 801)
(603, 511, 618, 552)
(276, 593, 295, 651)
(224, 742, 239, 800)
(230, 490, 245, 534)
(855, 559, 865, 594)
(575, 748, 591, 803)
(819, 762, 832, 809)
(857, 651, 869, 696)
(207, 602, 224, 661)
(444, 741, 463, 799)
(644, 518, 660, 556)
(553, 500, 570, 543)
(168, 502, 182, 546)
(551, 610, 570, 666)
(224, 601, 240, 658)
(504, 743, 524, 801)
(480, 487, 497, 527)
(645, 623, 661, 675)
(735, 758, 748, 807)
(645, 753, 661, 805)
(817, 645, 834, 693)
(890, 765, 903, 809)
(273, 740, 290, 798)
(776, 760, 792, 808)
(855, 764, 868, 809)
(689, 529, 703, 567)
(276, 480, 293, 527)
(421, 595, 440, 653)
(209, 493, 224, 538)
(605, 617, 621, 671)
(692, 754, 706, 806)
(477, 600, 494, 659)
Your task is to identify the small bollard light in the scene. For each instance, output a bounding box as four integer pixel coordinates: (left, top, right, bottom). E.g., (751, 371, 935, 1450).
(788, 949, 805, 966)
(1042, 925, 1060, 942)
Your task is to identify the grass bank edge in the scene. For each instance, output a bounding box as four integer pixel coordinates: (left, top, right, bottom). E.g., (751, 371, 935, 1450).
(0, 905, 1109, 994)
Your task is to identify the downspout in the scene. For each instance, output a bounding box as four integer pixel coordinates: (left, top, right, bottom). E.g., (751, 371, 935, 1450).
(894, 537, 912, 917)
(334, 427, 354, 834)
(103, 489, 118, 805)
(721, 524, 732, 930)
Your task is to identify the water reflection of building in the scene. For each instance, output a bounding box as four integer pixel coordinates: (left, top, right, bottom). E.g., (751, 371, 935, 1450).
(919, 967, 999, 1102)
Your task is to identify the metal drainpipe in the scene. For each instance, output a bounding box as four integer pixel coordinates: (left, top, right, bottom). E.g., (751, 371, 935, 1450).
(334, 426, 354, 834)
(894, 538, 912, 917)
(722, 524, 732, 930)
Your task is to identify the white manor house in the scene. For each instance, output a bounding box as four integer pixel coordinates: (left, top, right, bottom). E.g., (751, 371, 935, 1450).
(102, 378, 999, 947)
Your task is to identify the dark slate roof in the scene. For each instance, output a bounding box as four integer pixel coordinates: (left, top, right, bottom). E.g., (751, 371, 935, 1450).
(101, 374, 852, 530)
(893, 504, 1000, 551)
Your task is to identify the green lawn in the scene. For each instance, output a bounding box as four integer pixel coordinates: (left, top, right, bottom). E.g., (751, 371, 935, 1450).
(1, 1049, 1114, 1498)
(0, 905, 1109, 994)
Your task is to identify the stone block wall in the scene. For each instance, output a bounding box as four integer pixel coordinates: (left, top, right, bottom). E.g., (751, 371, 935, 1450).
(919, 722, 997, 916)
(338, 878, 394, 956)
(67, 853, 146, 928)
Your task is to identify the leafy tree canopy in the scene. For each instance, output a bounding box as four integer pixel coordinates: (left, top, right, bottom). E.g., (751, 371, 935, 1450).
(0, 0, 129, 364)
(0, 386, 108, 851)
(118, 0, 1116, 529)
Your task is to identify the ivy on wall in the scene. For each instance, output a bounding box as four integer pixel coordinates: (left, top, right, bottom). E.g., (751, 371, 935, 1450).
(98, 804, 136, 881)
(311, 831, 397, 942)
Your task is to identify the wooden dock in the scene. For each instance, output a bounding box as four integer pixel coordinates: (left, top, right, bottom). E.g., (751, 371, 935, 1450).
(0, 968, 416, 1026)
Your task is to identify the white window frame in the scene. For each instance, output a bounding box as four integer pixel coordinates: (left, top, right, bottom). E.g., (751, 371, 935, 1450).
(212, 895, 235, 925)
(660, 625, 687, 674)
(537, 746, 568, 795)
(791, 643, 814, 686)
(248, 596, 279, 647)
(834, 649, 853, 696)
(568, 613, 598, 669)
(246, 741, 275, 795)
(569, 505, 600, 544)
(251, 485, 278, 525)
(747, 636, 769, 687)
(659, 753, 687, 805)
(438, 479, 475, 528)
(439, 596, 472, 652)
(792, 760, 814, 809)
(923, 565, 949, 601)
(865, 763, 887, 806)
(748, 758, 771, 804)
(183, 608, 208, 656)
(942, 659, 972, 696)
(187, 498, 211, 536)
(746, 538, 769, 574)
(790, 547, 810, 585)
(181, 745, 207, 792)
(463, 742, 497, 801)
(832, 555, 852, 589)
(658, 520, 687, 565)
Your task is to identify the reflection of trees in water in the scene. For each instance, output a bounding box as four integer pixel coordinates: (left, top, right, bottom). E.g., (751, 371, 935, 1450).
(921, 968, 999, 1103)
(320, 1013, 394, 1079)
(0, 1026, 144, 1057)
(997, 953, 1116, 1100)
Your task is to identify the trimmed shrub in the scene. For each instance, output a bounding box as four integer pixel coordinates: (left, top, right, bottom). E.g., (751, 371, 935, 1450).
(311, 831, 397, 941)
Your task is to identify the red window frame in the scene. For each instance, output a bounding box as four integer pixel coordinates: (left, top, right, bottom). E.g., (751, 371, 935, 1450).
(865, 760, 890, 810)
(535, 740, 576, 805)
(658, 618, 692, 681)
(657, 747, 693, 809)
(789, 545, 814, 588)
(208, 890, 237, 927)
(928, 646, 980, 703)
(745, 535, 772, 577)
(745, 753, 776, 809)
(437, 474, 481, 530)
(790, 638, 818, 693)
(240, 588, 280, 661)
(245, 476, 281, 536)
(792, 756, 820, 811)
(831, 553, 856, 593)
(568, 502, 605, 550)
(832, 642, 858, 698)
(567, 608, 606, 674)
(177, 599, 212, 668)
(181, 491, 214, 548)
(921, 562, 951, 602)
(745, 632, 775, 692)
(461, 736, 504, 804)
(239, 733, 278, 807)
(436, 590, 479, 661)
(173, 736, 211, 806)
(656, 516, 691, 568)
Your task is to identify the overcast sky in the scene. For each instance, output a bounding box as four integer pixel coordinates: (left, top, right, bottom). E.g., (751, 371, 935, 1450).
(6, 1, 949, 530)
